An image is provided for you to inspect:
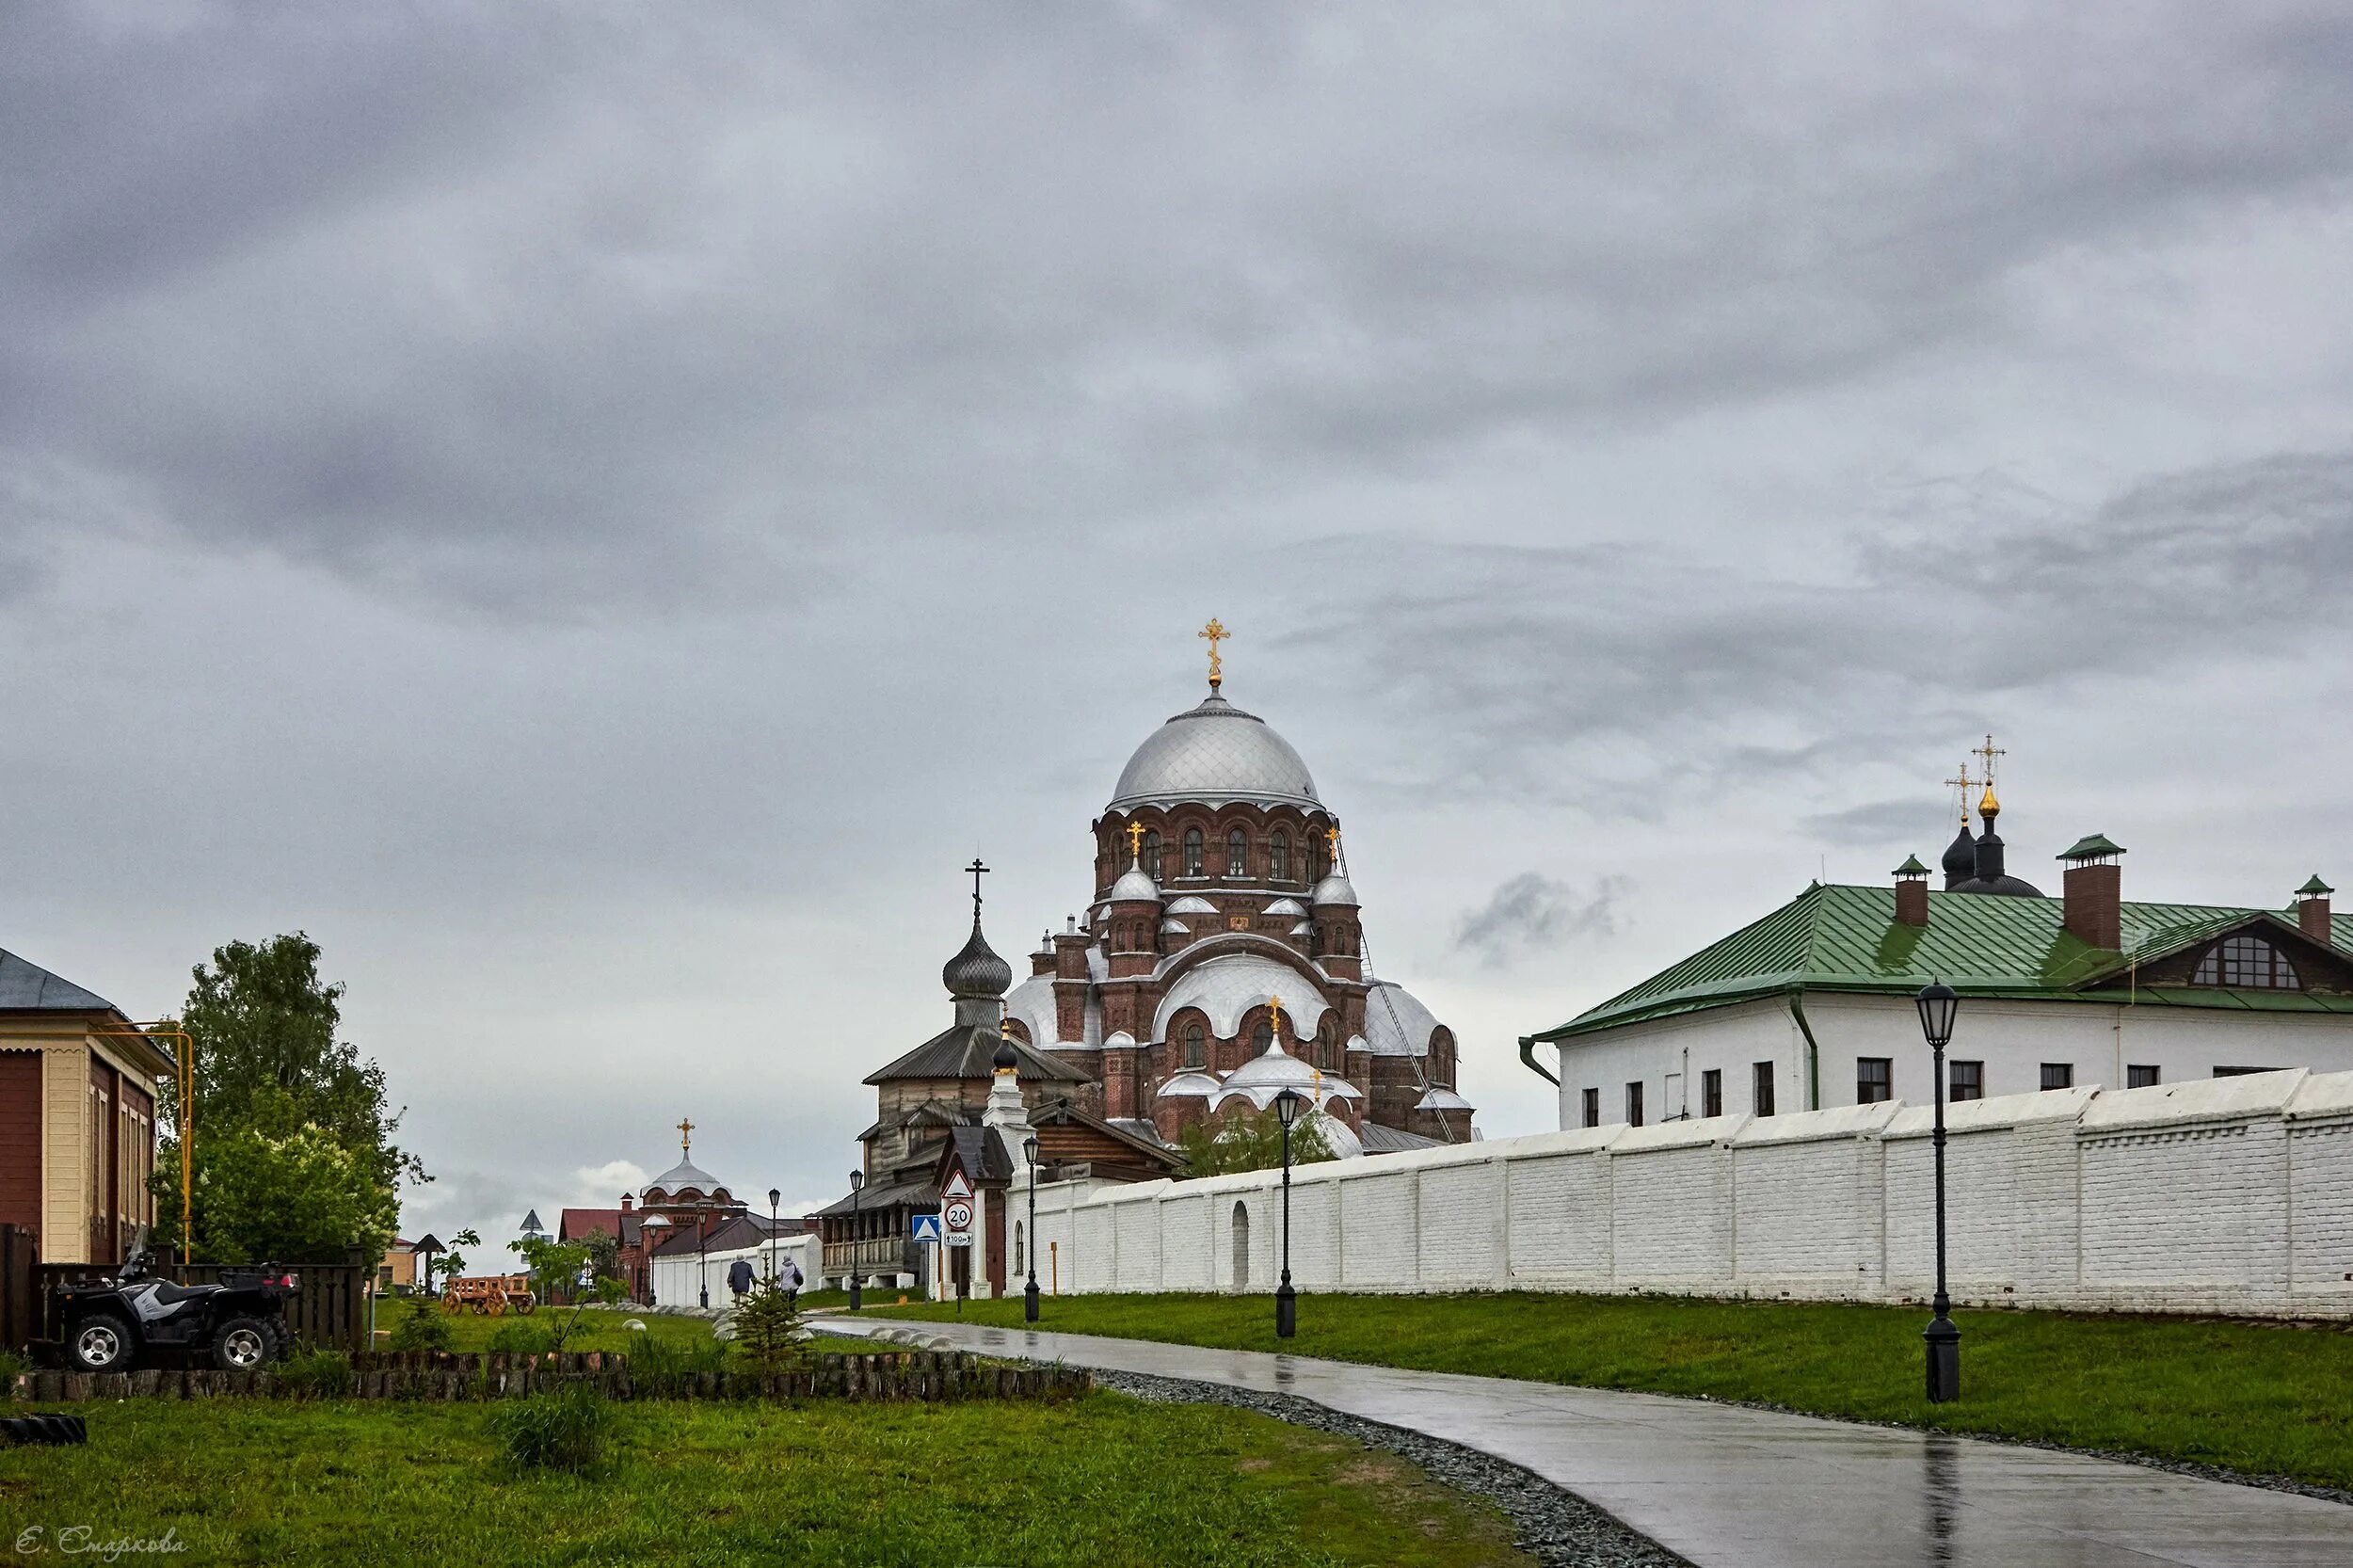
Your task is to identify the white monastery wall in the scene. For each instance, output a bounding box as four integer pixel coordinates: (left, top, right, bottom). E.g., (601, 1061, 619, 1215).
(1022, 1067, 2353, 1319)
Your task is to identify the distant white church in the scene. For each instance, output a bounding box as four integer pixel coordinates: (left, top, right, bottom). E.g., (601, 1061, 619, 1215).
(1523, 760, 2352, 1128)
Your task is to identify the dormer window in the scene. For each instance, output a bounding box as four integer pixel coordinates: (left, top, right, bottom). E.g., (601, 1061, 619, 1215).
(2193, 935, 2302, 990)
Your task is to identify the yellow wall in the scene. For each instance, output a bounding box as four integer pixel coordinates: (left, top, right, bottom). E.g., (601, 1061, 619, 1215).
(0, 1018, 168, 1267)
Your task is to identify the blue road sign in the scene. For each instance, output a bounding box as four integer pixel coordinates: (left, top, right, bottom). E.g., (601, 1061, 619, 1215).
(910, 1214, 943, 1243)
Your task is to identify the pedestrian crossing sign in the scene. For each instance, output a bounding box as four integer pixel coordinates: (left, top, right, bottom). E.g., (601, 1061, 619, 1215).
(910, 1214, 943, 1243)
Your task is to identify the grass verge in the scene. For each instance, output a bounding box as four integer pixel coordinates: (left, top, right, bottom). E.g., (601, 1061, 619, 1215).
(868, 1290, 2353, 1490)
(0, 1391, 1531, 1566)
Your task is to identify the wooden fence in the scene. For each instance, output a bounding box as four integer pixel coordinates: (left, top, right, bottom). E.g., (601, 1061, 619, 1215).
(9, 1249, 373, 1355)
(0, 1227, 36, 1352)
(8, 1349, 1090, 1403)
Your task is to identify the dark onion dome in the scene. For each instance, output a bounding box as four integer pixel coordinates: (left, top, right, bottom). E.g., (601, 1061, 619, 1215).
(1940, 820, 1978, 889)
(1949, 808, 2042, 898)
(991, 1036, 1018, 1071)
(941, 915, 1013, 998)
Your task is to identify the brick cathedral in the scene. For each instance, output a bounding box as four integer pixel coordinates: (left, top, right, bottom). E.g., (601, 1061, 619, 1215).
(987, 624, 1475, 1153)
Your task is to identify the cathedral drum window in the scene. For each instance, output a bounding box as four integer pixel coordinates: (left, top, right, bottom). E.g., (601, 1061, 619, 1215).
(1269, 830, 1289, 882)
(1184, 1022, 1206, 1068)
(1183, 827, 1205, 877)
(1251, 1018, 1273, 1057)
(1227, 827, 1250, 878)
(1144, 828, 1162, 876)
(2193, 935, 2302, 990)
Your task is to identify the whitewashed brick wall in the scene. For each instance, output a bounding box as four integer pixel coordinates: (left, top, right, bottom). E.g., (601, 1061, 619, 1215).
(1016, 1067, 2353, 1318)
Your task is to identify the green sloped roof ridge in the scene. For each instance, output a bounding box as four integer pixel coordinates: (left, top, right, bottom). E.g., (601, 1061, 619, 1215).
(1539, 885, 2348, 1040)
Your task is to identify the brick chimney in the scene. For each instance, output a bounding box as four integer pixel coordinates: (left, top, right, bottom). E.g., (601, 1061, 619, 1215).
(2057, 834, 2125, 951)
(1893, 854, 1929, 926)
(2296, 875, 2334, 947)
(620, 1192, 634, 1213)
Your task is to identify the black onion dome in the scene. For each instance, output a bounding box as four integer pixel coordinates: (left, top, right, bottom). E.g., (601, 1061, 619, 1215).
(991, 1038, 1018, 1071)
(1949, 819, 2043, 898)
(942, 916, 1014, 998)
(1940, 822, 1978, 889)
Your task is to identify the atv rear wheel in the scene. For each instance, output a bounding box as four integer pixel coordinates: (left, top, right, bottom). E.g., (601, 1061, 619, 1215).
(70, 1317, 133, 1372)
(212, 1316, 276, 1370)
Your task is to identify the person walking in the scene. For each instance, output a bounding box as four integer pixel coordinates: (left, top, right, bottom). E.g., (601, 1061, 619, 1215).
(784, 1256, 804, 1310)
(726, 1256, 754, 1300)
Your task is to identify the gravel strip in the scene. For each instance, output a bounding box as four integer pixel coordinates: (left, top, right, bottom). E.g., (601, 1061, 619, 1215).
(1091, 1367, 1689, 1568)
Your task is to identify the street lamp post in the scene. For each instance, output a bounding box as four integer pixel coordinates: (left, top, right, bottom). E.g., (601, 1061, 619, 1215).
(1273, 1088, 1304, 1338)
(1023, 1136, 1041, 1323)
(639, 1213, 670, 1305)
(697, 1215, 710, 1310)
(768, 1188, 781, 1288)
(848, 1170, 865, 1312)
(1916, 980, 1961, 1403)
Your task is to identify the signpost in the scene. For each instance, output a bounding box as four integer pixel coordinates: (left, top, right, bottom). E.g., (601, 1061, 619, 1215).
(909, 1213, 943, 1244)
(940, 1169, 976, 1313)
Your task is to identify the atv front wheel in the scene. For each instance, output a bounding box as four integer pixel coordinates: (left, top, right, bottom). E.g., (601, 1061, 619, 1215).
(70, 1317, 133, 1372)
(212, 1316, 275, 1370)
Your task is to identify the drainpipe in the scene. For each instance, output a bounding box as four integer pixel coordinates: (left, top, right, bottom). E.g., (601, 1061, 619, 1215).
(1786, 990, 1821, 1112)
(1517, 1034, 1560, 1086)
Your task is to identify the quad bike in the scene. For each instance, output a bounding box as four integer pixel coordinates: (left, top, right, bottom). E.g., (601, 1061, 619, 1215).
(56, 1238, 296, 1373)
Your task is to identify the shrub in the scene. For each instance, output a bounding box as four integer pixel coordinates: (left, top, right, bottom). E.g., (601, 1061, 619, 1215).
(488, 1320, 555, 1356)
(630, 1327, 728, 1395)
(491, 1380, 616, 1473)
(274, 1345, 354, 1399)
(0, 1349, 28, 1381)
(388, 1299, 456, 1352)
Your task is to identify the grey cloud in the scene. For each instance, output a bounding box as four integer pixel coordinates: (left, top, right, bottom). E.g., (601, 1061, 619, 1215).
(8, 7, 2353, 612)
(1803, 799, 1952, 849)
(1455, 873, 1634, 969)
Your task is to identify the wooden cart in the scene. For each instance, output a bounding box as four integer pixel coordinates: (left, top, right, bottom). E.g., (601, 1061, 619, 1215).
(439, 1273, 536, 1315)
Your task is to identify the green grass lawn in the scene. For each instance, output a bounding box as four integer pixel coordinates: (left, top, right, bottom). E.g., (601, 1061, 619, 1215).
(869, 1291, 2353, 1490)
(0, 1393, 1531, 1567)
(377, 1304, 722, 1355)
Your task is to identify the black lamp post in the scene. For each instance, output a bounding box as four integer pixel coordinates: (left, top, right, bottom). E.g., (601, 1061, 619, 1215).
(1916, 979, 1961, 1403)
(697, 1214, 710, 1310)
(767, 1188, 780, 1288)
(848, 1170, 865, 1312)
(1273, 1087, 1304, 1339)
(1023, 1136, 1041, 1323)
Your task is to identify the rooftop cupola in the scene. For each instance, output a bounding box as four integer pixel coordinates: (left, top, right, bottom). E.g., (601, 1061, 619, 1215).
(2297, 874, 2335, 948)
(1893, 854, 1929, 927)
(943, 858, 1014, 1026)
(1939, 760, 1980, 888)
(1949, 737, 2042, 897)
(2057, 833, 2126, 950)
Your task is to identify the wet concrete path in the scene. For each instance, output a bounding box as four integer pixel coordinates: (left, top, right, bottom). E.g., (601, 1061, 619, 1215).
(812, 1316, 2353, 1568)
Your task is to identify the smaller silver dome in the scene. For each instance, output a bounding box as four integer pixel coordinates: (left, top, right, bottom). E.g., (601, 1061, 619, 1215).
(1109, 860, 1160, 903)
(942, 916, 1013, 999)
(1311, 872, 1359, 907)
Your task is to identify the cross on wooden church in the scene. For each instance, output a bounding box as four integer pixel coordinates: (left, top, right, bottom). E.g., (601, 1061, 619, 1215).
(967, 857, 989, 916)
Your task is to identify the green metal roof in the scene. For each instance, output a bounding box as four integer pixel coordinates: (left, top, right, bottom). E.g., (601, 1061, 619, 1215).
(1534, 884, 2353, 1040)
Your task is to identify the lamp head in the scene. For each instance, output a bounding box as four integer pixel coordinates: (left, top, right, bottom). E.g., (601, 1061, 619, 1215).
(1915, 980, 1960, 1050)
(1273, 1087, 1305, 1128)
(1024, 1136, 1040, 1160)
(768, 1187, 780, 1209)
(849, 1170, 865, 1192)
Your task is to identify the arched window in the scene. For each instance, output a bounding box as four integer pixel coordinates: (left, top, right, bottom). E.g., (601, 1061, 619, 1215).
(1182, 827, 1204, 877)
(1014, 1221, 1025, 1276)
(2193, 935, 2302, 990)
(1227, 827, 1250, 879)
(1184, 1022, 1206, 1069)
(1269, 831, 1289, 882)
(1143, 828, 1161, 875)
(1252, 1019, 1273, 1056)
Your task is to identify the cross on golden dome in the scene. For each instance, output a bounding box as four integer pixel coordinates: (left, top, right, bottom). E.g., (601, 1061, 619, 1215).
(1975, 734, 2007, 815)
(1198, 617, 1229, 692)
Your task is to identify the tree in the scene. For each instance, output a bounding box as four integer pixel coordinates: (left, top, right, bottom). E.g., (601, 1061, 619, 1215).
(1175, 1109, 1337, 1176)
(509, 1234, 625, 1352)
(198, 1124, 401, 1264)
(151, 933, 424, 1261)
(729, 1278, 802, 1374)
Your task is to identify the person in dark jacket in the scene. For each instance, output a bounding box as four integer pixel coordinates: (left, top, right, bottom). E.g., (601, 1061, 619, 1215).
(726, 1256, 754, 1299)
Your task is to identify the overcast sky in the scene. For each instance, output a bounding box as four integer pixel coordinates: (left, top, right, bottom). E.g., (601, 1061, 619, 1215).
(7, 3, 2351, 1252)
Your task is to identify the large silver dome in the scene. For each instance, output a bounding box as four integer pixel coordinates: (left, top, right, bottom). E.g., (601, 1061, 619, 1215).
(1109, 695, 1321, 810)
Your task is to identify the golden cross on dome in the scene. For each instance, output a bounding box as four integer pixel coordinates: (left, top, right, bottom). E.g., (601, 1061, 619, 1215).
(1198, 617, 1229, 691)
(1944, 761, 1977, 825)
(1974, 734, 2007, 815)
(1324, 825, 1341, 856)
(677, 1117, 694, 1154)
(1127, 821, 1146, 856)
(1268, 996, 1283, 1037)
